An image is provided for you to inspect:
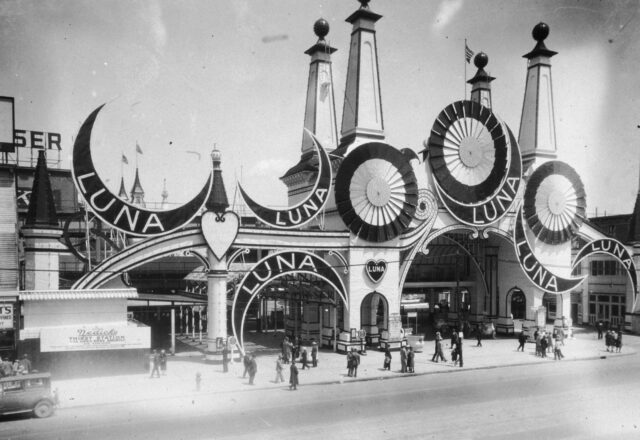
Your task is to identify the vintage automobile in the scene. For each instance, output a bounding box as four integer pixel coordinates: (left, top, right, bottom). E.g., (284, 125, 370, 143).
(0, 373, 56, 418)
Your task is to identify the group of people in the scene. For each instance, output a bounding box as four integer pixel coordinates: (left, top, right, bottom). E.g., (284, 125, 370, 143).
(149, 349, 168, 378)
(0, 354, 32, 377)
(532, 329, 564, 360)
(346, 347, 361, 377)
(605, 329, 622, 353)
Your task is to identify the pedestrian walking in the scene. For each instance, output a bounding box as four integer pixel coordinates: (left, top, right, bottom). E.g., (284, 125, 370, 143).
(475, 325, 483, 347)
(351, 348, 361, 377)
(407, 346, 415, 373)
(282, 337, 291, 364)
(301, 348, 309, 370)
(19, 354, 31, 374)
(554, 335, 564, 360)
(159, 349, 167, 375)
(596, 320, 603, 339)
(431, 332, 447, 363)
(311, 341, 318, 367)
(346, 349, 354, 377)
(615, 330, 623, 353)
(457, 332, 464, 367)
(275, 355, 285, 383)
(383, 348, 392, 370)
(242, 353, 251, 378)
(605, 330, 612, 352)
(400, 345, 407, 373)
(289, 362, 299, 390)
(248, 355, 257, 385)
(149, 350, 160, 378)
(540, 332, 548, 358)
(222, 344, 230, 373)
(517, 330, 527, 351)
(546, 333, 553, 355)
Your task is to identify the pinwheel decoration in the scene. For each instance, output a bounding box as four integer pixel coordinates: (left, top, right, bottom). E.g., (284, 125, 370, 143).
(335, 142, 418, 242)
(523, 160, 586, 245)
(428, 100, 508, 204)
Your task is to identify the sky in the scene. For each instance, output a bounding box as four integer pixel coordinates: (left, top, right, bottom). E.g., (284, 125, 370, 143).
(1, 0, 639, 216)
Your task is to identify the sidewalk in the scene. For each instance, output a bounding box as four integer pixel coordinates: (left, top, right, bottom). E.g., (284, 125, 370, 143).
(53, 329, 637, 409)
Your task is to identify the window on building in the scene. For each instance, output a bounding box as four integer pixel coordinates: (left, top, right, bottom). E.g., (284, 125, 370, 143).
(572, 264, 582, 276)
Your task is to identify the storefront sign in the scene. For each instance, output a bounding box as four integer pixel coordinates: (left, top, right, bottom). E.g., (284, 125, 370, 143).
(72, 105, 212, 236)
(40, 325, 150, 352)
(0, 304, 13, 330)
(365, 259, 387, 283)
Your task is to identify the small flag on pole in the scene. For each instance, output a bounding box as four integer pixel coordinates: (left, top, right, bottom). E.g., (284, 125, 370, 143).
(465, 42, 474, 63)
(121, 154, 128, 165)
(136, 142, 143, 155)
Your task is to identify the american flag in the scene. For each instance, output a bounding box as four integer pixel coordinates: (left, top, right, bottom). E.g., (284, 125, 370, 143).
(465, 42, 474, 63)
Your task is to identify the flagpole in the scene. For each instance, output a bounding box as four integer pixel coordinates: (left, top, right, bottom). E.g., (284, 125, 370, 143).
(464, 38, 467, 100)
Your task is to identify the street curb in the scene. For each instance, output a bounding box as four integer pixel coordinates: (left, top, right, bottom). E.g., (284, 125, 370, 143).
(57, 350, 635, 411)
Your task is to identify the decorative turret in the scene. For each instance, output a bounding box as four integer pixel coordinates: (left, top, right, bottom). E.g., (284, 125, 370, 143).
(205, 147, 229, 214)
(518, 23, 558, 170)
(467, 52, 495, 108)
(160, 178, 169, 210)
(25, 150, 58, 228)
(301, 18, 338, 154)
(117, 176, 128, 202)
(281, 18, 339, 206)
(21, 150, 64, 290)
(338, 0, 385, 152)
(129, 167, 145, 207)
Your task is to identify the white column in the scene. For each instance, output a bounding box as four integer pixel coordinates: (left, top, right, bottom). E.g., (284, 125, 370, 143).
(206, 249, 228, 362)
(170, 308, 175, 355)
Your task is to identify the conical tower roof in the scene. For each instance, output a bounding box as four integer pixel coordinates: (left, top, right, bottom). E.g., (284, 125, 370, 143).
(205, 148, 229, 213)
(118, 176, 128, 201)
(25, 150, 58, 227)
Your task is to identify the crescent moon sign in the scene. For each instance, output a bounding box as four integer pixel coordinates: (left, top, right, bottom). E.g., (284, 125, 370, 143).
(72, 105, 212, 237)
(238, 129, 332, 229)
(433, 123, 522, 226)
(513, 205, 585, 294)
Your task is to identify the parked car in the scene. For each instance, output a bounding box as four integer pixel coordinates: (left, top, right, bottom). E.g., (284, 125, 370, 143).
(0, 373, 56, 418)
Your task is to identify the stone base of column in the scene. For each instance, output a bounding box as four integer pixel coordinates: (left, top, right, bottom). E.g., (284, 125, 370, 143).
(204, 350, 223, 364)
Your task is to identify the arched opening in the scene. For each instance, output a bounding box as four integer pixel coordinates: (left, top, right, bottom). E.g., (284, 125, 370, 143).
(542, 292, 558, 323)
(510, 289, 526, 319)
(360, 291, 388, 347)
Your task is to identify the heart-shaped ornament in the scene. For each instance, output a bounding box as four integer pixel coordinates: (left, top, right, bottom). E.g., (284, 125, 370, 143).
(201, 211, 239, 261)
(365, 259, 387, 283)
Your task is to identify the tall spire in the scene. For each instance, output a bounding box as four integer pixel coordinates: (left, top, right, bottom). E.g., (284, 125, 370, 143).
(129, 167, 145, 207)
(206, 147, 229, 214)
(301, 18, 338, 154)
(25, 150, 58, 227)
(628, 158, 640, 243)
(467, 52, 495, 108)
(518, 22, 558, 170)
(160, 178, 169, 210)
(339, 0, 385, 151)
(117, 176, 128, 201)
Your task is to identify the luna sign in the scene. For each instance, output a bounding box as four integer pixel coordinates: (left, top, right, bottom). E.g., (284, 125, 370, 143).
(72, 105, 213, 237)
(238, 130, 332, 229)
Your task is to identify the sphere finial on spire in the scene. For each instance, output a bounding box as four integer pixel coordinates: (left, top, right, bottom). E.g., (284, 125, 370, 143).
(474, 52, 488, 69)
(313, 18, 329, 41)
(532, 22, 550, 42)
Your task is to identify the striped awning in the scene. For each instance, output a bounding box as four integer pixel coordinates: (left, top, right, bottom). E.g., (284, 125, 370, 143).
(19, 288, 138, 301)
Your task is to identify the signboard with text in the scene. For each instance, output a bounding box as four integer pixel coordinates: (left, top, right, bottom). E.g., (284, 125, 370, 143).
(0, 304, 14, 330)
(40, 325, 150, 352)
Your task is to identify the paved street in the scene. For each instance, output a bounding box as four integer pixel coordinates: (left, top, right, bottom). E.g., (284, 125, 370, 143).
(0, 328, 638, 439)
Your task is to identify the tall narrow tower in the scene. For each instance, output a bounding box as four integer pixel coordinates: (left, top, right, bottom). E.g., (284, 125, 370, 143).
(518, 23, 558, 171)
(339, 0, 385, 152)
(129, 167, 145, 207)
(21, 150, 64, 290)
(467, 52, 495, 109)
(281, 18, 339, 207)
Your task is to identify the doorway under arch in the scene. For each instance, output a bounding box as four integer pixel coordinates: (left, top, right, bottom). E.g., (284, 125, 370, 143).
(360, 291, 388, 346)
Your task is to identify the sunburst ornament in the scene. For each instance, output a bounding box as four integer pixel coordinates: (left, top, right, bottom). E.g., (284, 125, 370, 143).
(523, 160, 586, 245)
(428, 100, 508, 204)
(335, 142, 418, 242)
